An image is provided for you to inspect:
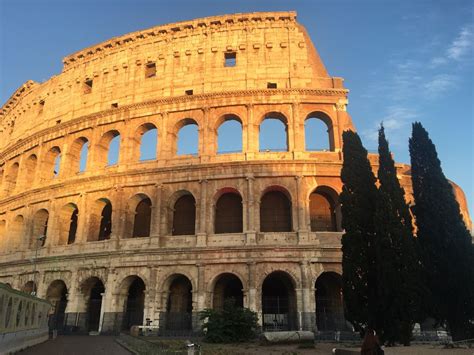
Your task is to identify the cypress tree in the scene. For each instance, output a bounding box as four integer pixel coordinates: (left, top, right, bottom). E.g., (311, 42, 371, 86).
(409, 122, 474, 341)
(340, 130, 379, 333)
(375, 125, 420, 345)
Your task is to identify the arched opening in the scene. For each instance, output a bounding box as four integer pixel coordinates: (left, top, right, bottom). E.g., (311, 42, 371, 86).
(132, 197, 152, 238)
(68, 137, 89, 173)
(23, 155, 38, 187)
(121, 277, 146, 331)
(137, 123, 158, 161)
(172, 193, 196, 235)
(42, 147, 61, 180)
(96, 130, 120, 167)
(309, 186, 341, 232)
(260, 189, 292, 232)
(261, 271, 297, 331)
(315, 272, 346, 331)
(165, 275, 193, 331)
(22, 281, 37, 295)
(87, 199, 112, 242)
(10, 215, 24, 251)
(212, 273, 243, 310)
(259, 113, 288, 152)
(304, 113, 334, 151)
(217, 116, 242, 154)
(82, 277, 105, 332)
(31, 209, 49, 248)
(214, 191, 243, 234)
(3, 162, 19, 194)
(176, 119, 199, 156)
(57, 203, 79, 245)
(46, 280, 68, 331)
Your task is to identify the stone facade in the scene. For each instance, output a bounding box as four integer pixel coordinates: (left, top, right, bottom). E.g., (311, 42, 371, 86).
(0, 11, 471, 334)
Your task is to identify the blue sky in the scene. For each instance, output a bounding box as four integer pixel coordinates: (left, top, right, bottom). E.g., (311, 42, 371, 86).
(1, 0, 473, 216)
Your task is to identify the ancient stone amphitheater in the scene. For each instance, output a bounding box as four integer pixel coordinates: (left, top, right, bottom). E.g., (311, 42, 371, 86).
(0, 11, 471, 335)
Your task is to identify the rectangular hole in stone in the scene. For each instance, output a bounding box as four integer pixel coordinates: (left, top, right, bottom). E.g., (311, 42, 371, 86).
(185, 89, 193, 95)
(224, 52, 236, 67)
(267, 82, 277, 89)
(145, 62, 156, 78)
(83, 79, 93, 94)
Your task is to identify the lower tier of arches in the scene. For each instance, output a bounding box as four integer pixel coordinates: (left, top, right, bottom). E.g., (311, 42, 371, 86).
(1, 257, 351, 334)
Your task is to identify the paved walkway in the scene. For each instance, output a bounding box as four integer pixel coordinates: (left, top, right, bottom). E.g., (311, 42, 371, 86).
(19, 335, 131, 355)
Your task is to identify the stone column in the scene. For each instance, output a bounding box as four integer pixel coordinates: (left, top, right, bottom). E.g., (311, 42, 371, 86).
(111, 186, 125, 244)
(334, 101, 348, 152)
(245, 175, 256, 245)
(295, 176, 310, 244)
(193, 264, 206, 331)
(292, 103, 305, 152)
(196, 180, 207, 247)
(75, 193, 88, 244)
(150, 184, 163, 246)
(300, 261, 315, 331)
(245, 104, 258, 157)
(64, 270, 87, 332)
(99, 269, 119, 334)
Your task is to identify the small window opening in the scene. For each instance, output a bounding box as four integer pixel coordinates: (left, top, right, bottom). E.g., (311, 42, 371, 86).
(145, 62, 156, 78)
(267, 82, 277, 89)
(111, 102, 118, 108)
(56, 120, 61, 125)
(185, 90, 193, 96)
(83, 79, 93, 94)
(38, 100, 45, 114)
(224, 52, 236, 67)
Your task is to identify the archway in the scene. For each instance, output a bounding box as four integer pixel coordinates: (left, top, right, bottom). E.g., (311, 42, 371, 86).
(176, 119, 199, 156)
(315, 272, 346, 330)
(212, 273, 243, 310)
(87, 199, 112, 242)
(83, 277, 105, 332)
(22, 281, 37, 295)
(132, 197, 152, 238)
(121, 277, 146, 330)
(31, 209, 49, 248)
(217, 116, 242, 154)
(46, 280, 68, 331)
(165, 275, 193, 331)
(260, 189, 292, 232)
(136, 123, 158, 161)
(172, 193, 196, 235)
(214, 191, 243, 234)
(304, 112, 334, 151)
(261, 271, 297, 331)
(309, 186, 341, 232)
(259, 113, 288, 152)
(57, 203, 79, 245)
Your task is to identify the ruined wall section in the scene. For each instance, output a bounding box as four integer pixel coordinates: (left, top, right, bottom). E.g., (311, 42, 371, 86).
(0, 11, 341, 152)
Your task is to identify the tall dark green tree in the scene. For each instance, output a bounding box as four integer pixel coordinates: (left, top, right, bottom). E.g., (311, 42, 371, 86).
(409, 122, 474, 341)
(340, 130, 379, 333)
(374, 125, 420, 345)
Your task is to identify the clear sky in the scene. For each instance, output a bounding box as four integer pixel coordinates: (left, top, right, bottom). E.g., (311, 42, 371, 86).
(1, 0, 473, 216)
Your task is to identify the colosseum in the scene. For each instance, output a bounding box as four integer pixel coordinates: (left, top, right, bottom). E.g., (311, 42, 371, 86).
(0, 11, 471, 335)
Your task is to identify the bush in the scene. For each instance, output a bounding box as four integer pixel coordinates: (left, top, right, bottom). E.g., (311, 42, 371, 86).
(199, 298, 259, 343)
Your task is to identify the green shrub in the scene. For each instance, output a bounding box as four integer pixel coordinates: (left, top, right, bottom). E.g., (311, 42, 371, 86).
(199, 298, 259, 343)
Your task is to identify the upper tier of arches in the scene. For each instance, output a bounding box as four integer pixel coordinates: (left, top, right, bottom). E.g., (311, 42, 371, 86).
(0, 106, 348, 200)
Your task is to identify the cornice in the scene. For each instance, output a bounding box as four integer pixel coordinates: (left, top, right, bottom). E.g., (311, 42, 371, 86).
(0, 80, 38, 119)
(62, 11, 297, 70)
(0, 88, 348, 161)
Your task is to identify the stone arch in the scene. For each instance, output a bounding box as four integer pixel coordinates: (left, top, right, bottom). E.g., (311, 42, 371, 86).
(213, 188, 243, 234)
(31, 209, 49, 249)
(22, 281, 37, 295)
(21, 154, 38, 187)
(210, 272, 244, 310)
(3, 162, 19, 194)
(259, 112, 289, 152)
(68, 137, 89, 174)
(308, 186, 341, 232)
(45, 279, 68, 331)
(125, 193, 152, 238)
(304, 111, 335, 152)
(216, 114, 243, 154)
(80, 276, 105, 332)
(117, 275, 146, 330)
(175, 118, 199, 156)
(315, 272, 347, 331)
(163, 273, 193, 331)
(42, 146, 61, 180)
(9, 215, 24, 251)
(96, 130, 121, 167)
(56, 203, 79, 245)
(261, 270, 298, 331)
(171, 190, 196, 236)
(260, 186, 293, 232)
(87, 198, 112, 242)
(134, 123, 158, 161)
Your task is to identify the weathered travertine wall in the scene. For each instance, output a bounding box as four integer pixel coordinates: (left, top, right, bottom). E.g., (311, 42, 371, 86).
(0, 11, 470, 334)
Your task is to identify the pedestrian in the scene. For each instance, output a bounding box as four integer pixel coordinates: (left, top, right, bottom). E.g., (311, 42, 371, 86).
(361, 328, 384, 355)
